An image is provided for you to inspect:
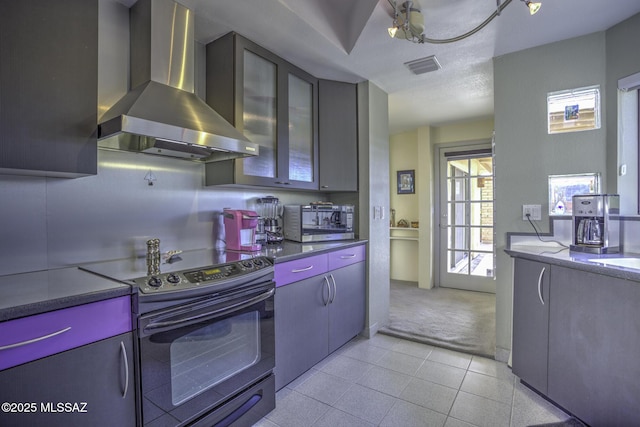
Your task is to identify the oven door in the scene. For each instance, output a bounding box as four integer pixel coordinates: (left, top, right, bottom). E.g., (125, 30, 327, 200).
(137, 281, 275, 427)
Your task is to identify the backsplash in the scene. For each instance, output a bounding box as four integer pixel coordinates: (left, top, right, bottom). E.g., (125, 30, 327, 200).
(0, 149, 327, 276)
(508, 217, 640, 252)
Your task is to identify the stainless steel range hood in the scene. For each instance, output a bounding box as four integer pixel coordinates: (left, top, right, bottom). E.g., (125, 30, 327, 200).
(98, 0, 257, 162)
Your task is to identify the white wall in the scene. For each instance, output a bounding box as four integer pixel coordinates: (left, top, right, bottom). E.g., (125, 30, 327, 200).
(358, 81, 391, 337)
(494, 13, 640, 360)
(606, 13, 640, 214)
(390, 130, 419, 282)
(494, 31, 609, 359)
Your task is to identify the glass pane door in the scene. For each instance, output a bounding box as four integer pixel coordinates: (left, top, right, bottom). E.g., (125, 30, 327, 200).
(439, 148, 495, 292)
(242, 50, 277, 178)
(287, 73, 313, 182)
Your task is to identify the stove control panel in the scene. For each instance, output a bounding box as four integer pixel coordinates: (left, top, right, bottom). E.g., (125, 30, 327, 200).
(134, 256, 273, 294)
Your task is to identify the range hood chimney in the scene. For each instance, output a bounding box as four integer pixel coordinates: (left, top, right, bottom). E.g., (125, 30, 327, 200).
(98, 0, 257, 162)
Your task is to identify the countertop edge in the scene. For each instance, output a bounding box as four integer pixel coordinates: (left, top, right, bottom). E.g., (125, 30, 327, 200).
(271, 240, 368, 263)
(0, 286, 131, 323)
(505, 247, 640, 282)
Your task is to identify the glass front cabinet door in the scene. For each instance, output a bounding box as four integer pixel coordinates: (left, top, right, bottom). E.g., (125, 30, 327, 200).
(205, 33, 318, 190)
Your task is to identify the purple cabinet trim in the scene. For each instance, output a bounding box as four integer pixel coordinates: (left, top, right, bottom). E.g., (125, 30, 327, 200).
(327, 245, 366, 270)
(275, 254, 328, 287)
(0, 296, 131, 370)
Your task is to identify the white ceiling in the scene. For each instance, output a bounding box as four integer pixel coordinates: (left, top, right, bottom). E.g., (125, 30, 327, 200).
(168, 0, 640, 134)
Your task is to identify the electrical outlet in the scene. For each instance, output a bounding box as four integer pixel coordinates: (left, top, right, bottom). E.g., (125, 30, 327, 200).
(523, 204, 542, 220)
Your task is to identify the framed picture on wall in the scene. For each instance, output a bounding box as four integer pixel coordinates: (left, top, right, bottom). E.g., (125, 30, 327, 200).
(397, 170, 415, 194)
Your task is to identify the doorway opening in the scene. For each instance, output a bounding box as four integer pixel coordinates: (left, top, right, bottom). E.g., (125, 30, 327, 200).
(381, 140, 496, 358)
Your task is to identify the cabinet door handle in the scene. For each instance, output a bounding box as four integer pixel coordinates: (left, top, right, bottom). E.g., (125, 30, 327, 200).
(537, 267, 546, 305)
(120, 341, 129, 399)
(323, 275, 331, 306)
(0, 327, 71, 351)
(321, 185, 329, 189)
(329, 274, 337, 304)
(340, 254, 356, 259)
(291, 265, 314, 273)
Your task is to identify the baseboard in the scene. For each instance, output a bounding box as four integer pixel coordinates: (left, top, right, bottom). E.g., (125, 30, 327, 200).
(362, 322, 379, 338)
(495, 346, 510, 363)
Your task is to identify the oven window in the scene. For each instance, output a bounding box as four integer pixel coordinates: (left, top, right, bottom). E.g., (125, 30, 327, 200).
(170, 311, 261, 405)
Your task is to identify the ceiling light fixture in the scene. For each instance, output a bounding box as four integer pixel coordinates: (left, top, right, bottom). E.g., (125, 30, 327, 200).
(523, 0, 542, 15)
(387, 0, 541, 44)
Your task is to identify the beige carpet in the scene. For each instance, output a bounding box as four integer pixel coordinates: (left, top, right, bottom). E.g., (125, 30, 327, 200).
(379, 281, 496, 358)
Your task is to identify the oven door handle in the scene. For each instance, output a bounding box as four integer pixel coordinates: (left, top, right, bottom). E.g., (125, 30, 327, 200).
(143, 288, 275, 335)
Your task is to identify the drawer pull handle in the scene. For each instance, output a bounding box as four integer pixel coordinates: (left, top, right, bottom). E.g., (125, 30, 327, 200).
(329, 274, 337, 303)
(323, 276, 331, 306)
(291, 265, 314, 273)
(0, 327, 72, 351)
(340, 254, 357, 259)
(120, 341, 129, 399)
(537, 267, 546, 305)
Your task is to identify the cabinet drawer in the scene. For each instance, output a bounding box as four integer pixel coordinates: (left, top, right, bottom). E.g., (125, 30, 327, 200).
(275, 254, 328, 287)
(328, 245, 366, 270)
(0, 296, 131, 370)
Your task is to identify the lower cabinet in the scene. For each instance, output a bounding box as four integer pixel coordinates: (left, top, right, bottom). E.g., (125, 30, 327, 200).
(275, 250, 366, 391)
(275, 273, 330, 390)
(547, 266, 640, 427)
(0, 332, 136, 427)
(328, 262, 366, 353)
(512, 257, 640, 426)
(511, 258, 550, 394)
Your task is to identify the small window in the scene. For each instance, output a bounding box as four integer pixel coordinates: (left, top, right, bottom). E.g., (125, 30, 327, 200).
(547, 86, 601, 134)
(548, 173, 601, 216)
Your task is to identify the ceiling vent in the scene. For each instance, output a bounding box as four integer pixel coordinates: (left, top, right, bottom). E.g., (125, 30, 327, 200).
(404, 55, 441, 75)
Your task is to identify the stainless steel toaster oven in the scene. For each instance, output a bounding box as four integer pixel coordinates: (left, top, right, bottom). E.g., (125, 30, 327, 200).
(283, 204, 355, 242)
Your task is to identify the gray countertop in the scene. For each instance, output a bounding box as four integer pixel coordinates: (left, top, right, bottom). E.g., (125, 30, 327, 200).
(505, 245, 640, 282)
(0, 239, 367, 322)
(0, 267, 132, 322)
(260, 239, 368, 263)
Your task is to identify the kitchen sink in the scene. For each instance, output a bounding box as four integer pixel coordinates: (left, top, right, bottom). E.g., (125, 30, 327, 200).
(588, 257, 640, 270)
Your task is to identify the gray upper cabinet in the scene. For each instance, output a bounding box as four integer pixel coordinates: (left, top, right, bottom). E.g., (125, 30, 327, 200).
(318, 80, 358, 192)
(0, 0, 98, 178)
(205, 33, 318, 190)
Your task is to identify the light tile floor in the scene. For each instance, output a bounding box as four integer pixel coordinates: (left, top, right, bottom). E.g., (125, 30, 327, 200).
(255, 334, 570, 427)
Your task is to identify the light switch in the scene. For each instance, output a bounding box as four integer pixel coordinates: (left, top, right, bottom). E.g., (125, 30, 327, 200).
(373, 206, 385, 220)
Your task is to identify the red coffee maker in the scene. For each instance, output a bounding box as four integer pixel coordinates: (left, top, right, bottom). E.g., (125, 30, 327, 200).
(223, 209, 261, 252)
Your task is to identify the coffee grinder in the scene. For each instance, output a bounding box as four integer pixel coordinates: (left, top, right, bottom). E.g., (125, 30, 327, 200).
(257, 196, 284, 244)
(570, 194, 620, 254)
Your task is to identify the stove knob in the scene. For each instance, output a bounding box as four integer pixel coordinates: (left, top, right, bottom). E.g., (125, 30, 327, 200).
(167, 273, 180, 284)
(148, 276, 163, 288)
(241, 260, 253, 269)
(253, 258, 264, 267)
